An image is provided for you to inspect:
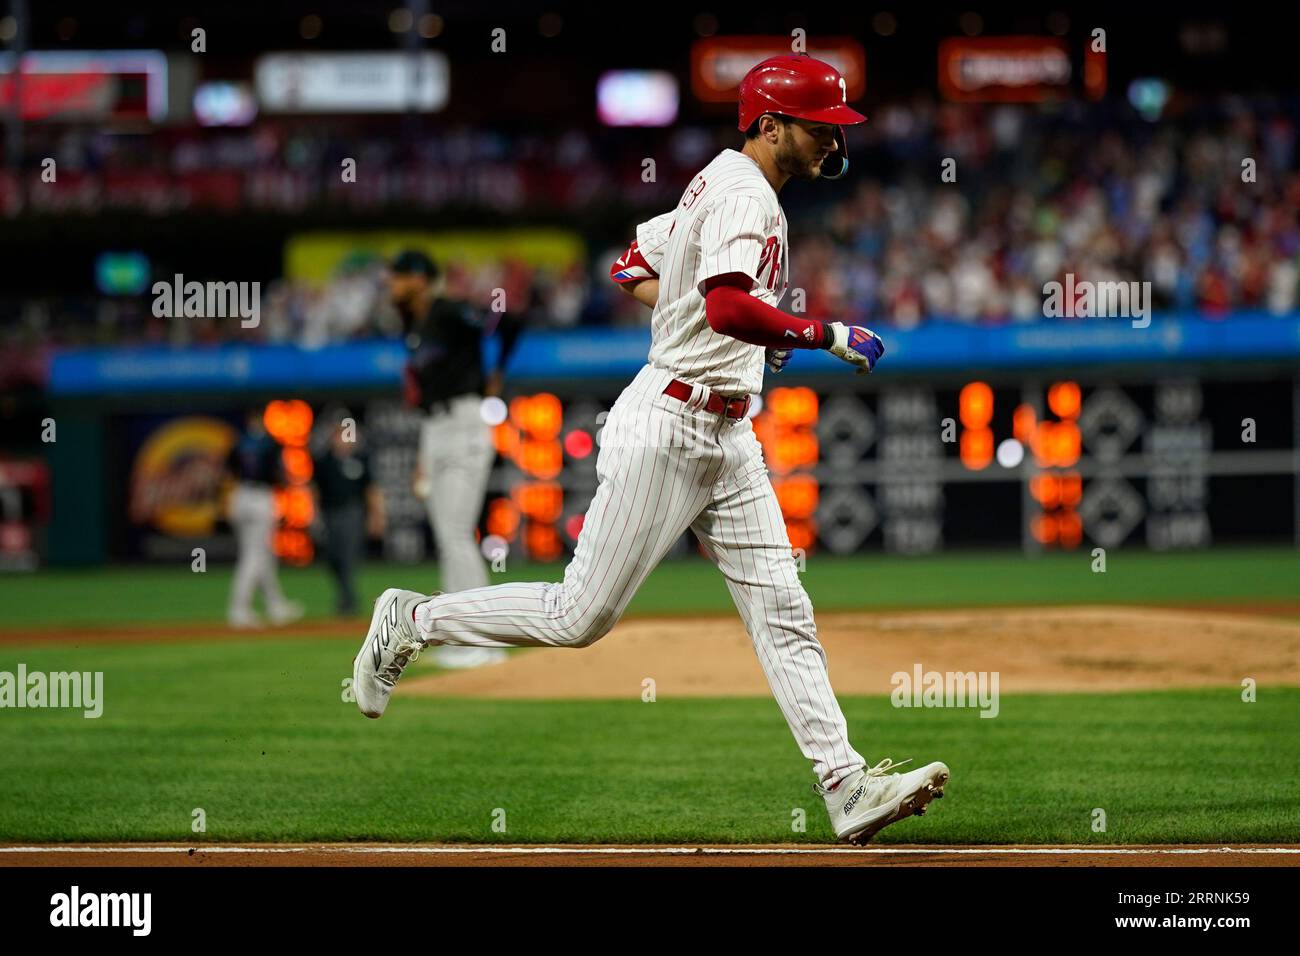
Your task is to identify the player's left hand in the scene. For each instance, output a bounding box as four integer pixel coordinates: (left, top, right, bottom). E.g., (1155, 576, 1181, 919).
(825, 322, 885, 375)
(765, 347, 792, 373)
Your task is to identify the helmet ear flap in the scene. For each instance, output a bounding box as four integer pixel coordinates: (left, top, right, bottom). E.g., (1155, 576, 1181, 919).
(821, 126, 849, 180)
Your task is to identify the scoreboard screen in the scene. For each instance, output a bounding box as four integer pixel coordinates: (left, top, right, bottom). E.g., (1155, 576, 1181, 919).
(362, 372, 1300, 563)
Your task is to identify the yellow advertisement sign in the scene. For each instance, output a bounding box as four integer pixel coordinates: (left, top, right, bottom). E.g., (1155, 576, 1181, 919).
(129, 417, 238, 537)
(284, 229, 586, 286)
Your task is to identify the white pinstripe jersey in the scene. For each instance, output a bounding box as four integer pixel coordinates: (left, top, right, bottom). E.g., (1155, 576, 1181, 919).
(636, 149, 789, 396)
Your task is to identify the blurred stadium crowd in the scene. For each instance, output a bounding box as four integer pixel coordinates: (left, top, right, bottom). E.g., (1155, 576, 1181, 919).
(6, 92, 1300, 350)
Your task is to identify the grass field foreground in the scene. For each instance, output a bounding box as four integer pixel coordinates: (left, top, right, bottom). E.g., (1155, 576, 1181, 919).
(0, 637, 1297, 844)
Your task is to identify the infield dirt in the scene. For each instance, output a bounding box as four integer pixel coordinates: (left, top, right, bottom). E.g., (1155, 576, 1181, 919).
(401, 605, 1300, 699)
(4, 605, 1297, 699)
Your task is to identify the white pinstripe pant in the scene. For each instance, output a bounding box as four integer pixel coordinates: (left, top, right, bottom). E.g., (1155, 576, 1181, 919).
(414, 364, 865, 788)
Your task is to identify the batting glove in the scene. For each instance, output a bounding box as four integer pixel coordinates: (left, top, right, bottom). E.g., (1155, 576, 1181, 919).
(765, 347, 792, 373)
(610, 240, 657, 284)
(825, 322, 886, 374)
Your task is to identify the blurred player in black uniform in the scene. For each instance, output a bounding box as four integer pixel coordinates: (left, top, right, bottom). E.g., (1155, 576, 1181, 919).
(388, 249, 522, 668)
(312, 409, 384, 616)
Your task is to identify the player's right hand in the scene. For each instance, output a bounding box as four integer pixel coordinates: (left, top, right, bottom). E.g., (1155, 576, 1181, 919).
(825, 322, 885, 374)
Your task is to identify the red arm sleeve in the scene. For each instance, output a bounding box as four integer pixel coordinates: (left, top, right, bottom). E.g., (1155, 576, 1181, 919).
(704, 280, 832, 349)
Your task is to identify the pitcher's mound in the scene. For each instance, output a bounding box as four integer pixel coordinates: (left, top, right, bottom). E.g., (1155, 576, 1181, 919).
(402, 606, 1300, 700)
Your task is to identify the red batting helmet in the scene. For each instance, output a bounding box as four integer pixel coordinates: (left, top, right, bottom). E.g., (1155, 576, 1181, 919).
(737, 54, 866, 180)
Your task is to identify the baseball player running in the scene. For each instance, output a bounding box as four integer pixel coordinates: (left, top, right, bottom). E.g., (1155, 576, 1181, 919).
(356, 55, 950, 844)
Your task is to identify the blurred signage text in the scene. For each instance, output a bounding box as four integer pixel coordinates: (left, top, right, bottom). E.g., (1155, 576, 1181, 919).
(0, 50, 168, 121)
(691, 37, 865, 104)
(938, 37, 1071, 102)
(255, 52, 448, 113)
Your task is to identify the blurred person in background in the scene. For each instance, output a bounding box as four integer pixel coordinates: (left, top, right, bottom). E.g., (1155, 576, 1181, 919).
(312, 409, 385, 617)
(301, 260, 387, 348)
(224, 406, 304, 630)
(388, 249, 522, 669)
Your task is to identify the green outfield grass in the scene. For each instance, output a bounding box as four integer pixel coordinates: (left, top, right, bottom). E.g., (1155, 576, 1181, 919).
(2, 547, 1298, 628)
(0, 636, 1297, 844)
(1, 548, 1296, 844)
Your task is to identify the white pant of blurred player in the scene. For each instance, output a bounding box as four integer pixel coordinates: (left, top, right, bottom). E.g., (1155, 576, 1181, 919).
(416, 395, 507, 669)
(227, 483, 303, 629)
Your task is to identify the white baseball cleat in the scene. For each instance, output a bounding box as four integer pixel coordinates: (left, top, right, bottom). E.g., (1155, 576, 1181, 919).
(816, 757, 950, 845)
(353, 588, 433, 719)
(268, 600, 305, 626)
(227, 610, 263, 630)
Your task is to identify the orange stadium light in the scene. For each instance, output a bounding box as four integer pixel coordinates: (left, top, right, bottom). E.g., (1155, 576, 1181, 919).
(785, 519, 816, 555)
(486, 497, 521, 540)
(960, 427, 994, 470)
(513, 482, 564, 523)
(274, 528, 313, 565)
(518, 439, 563, 479)
(508, 396, 530, 432)
(510, 394, 563, 439)
(1013, 403, 1037, 443)
(1057, 509, 1083, 549)
(959, 382, 994, 429)
(751, 410, 777, 448)
(1059, 472, 1083, 507)
(772, 432, 819, 474)
(1047, 421, 1082, 467)
(774, 475, 819, 519)
(524, 521, 563, 562)
(1030, 475, 1060, 509)
(1038, 423, 1061, 466)
(766, 432, 794, 473)
(274, 485, 314, 527)
(281, 447, 313, 484)
(263, 399, 313, 447)
(530, 393, 564, 439)
(493, 422, 521, 459)
(1047, 381, 1082, 420)
(794, 432, 820, 468)
(768, 387, 819, 427)
(1031, 514, 1059, 545)
(1029, 426, 1051, 467)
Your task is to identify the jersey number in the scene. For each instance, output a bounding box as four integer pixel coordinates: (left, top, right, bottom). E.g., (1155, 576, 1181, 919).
(758, 235, 783, 292)
(681, 176, 707, 210)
